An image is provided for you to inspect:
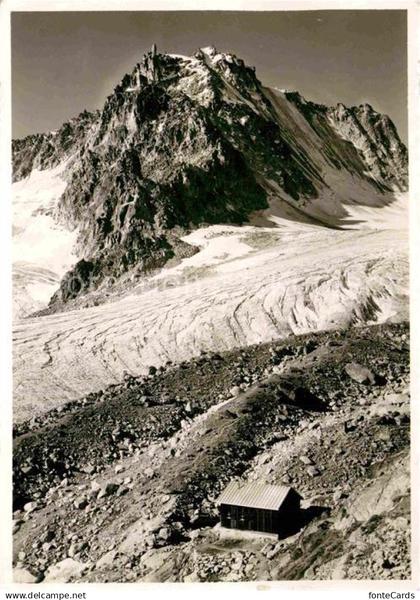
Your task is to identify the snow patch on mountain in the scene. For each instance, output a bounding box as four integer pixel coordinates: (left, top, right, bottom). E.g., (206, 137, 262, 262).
(180, 226, 254, 266)
(341, 192, 408, 229)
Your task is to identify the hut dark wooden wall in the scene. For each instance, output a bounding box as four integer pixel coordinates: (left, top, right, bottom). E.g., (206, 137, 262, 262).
(219, 488, 301, 536)
(220, 504, 279, 533)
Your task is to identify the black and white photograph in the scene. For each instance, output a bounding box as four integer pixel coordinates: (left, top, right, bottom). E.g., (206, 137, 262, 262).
(1, 2, 419, 592)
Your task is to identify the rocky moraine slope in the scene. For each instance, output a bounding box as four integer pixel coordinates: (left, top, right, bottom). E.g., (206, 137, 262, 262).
(12, 46, 407, 306)
(13, 323, 410, 582)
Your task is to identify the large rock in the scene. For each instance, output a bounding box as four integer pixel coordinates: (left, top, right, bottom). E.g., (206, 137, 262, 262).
(13, 568, 40, 583)
(73, 496, 88, 509)
(97, 482, 120, 499)
(335, 453, 409, 530)
(96, 550, 117, 570)
(307, 466, 321, 477)
(23, 501, 39, 513)
(344, 362, 376, 385)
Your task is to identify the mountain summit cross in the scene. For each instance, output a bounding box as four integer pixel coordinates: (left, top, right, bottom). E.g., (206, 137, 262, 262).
(151, 43, 158, 81)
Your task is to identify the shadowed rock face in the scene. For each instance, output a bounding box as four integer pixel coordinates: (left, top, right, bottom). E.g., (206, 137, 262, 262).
(283, 93, 408, 193)
(12, 47, 408, 303)
(12, 110, 100, 182)
(327, 102, 407, 191)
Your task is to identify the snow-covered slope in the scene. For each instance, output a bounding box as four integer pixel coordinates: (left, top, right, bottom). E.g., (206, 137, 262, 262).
(13, 219, 408, 422)
(12, 162, 78, 317)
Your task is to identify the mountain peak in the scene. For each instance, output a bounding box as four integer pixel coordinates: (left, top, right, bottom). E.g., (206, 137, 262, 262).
(12, 47, 408, 306)
(199, 45, 217, 56)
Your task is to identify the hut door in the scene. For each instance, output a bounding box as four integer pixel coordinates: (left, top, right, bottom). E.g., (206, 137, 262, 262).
(231, 506, 238, 529)
(238, 507, 246, 530)
(247, 509, 255, 531)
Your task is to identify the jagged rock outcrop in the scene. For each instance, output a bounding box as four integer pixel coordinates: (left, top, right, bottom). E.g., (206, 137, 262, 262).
(282, 92, 407, 193)
(328, 102, 407, 191)
(12, 110, 99, 182)
(12, 46, 408, 304)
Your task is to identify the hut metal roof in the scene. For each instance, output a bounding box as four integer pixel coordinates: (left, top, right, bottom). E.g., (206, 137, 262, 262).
(217, 481, 297, 511)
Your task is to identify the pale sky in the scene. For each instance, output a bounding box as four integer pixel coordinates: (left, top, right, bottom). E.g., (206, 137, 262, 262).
(12, 10, 407, 142)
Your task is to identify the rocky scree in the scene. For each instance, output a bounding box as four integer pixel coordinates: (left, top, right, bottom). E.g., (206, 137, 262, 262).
(13, 322, 410, 582)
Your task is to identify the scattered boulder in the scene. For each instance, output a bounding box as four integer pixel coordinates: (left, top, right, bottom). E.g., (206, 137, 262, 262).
(343, 421, 357, 433)
(97, 482, 120, 499)
(68, 541, 88, 558)
(73, 496, 88, 510)
(382, 558, 396, 570)
(384, 392, 409, 405)
(183, 572, 201, 582)
(392, 516, 408, 530)
(96, 549, 117, 570)
(144, 534, 156, 549)
(266, 543, 282, 560)
(344, 363, 375, 385)
(23, 501, 38, 514)
(90, 480, 101, 494)
(306, 466, 321, 477)
(40, 529, 55, 543)
(157, 527, 171, 542)
(229, 386, 241, 398)
(13, 568, 41, 583)
(82, 464, 96, 475)
(13, 519, 23, 534)
(333, 489, 348, 503)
